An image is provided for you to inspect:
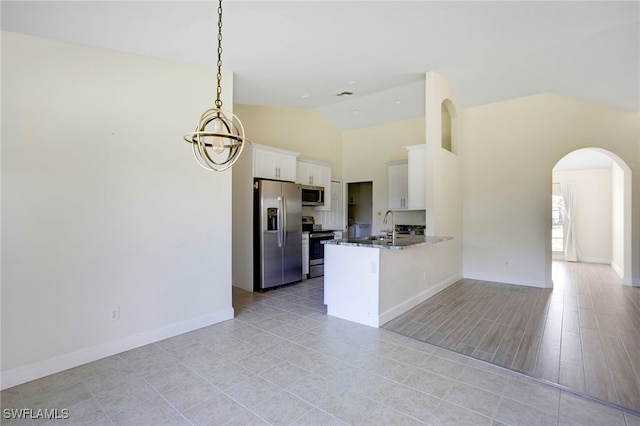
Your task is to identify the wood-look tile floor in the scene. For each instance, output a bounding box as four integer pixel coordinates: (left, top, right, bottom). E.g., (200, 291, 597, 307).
(383, 261, 640, 415)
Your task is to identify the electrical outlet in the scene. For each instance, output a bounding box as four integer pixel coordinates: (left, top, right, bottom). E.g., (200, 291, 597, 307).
(423, 271, 427, 280)
(110, 307, 120, 321)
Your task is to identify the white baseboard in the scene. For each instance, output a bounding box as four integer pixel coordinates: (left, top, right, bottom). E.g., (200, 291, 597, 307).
(464, 272, 552, 289)
(611, 261, 624, 278)
(621, 277, 640, 287)
(378, 273, 462, 326)
(580, 257, 611, 264)
(1, 308, 234, 390)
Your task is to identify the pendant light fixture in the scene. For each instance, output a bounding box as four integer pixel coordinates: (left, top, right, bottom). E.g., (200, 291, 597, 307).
(183, 0, 248, 172)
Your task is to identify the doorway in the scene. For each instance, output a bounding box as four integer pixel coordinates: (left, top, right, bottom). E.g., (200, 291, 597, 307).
(551, 148, 632, 284)
(346, 181, 373, 238)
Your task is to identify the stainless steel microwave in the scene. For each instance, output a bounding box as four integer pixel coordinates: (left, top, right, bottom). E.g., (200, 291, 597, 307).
(301, 185, 325, 206)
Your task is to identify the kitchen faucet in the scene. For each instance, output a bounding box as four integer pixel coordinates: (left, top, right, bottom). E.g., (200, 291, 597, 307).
(383, 210, 396, 245)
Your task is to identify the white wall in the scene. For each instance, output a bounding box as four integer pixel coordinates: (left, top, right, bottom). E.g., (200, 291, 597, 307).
(463, 93, 639, 288)
(553, 169, 613, 263)
(1, 32, 235, 387)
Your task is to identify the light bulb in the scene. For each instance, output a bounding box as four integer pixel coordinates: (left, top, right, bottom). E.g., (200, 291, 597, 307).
(211, 118, 225, 154)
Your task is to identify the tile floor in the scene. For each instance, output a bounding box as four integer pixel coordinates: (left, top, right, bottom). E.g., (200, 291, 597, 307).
(2, 277, 639, 425)
(383, 261, 640, 415)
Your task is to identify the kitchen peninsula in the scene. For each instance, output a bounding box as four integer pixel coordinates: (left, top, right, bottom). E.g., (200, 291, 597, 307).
(323, 235, 454, 327)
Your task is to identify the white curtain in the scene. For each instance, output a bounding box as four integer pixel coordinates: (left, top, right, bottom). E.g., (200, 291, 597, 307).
(561, 182, 579, 262)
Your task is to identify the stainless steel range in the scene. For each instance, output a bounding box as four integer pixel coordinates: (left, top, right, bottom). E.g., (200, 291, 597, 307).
(302, 216, 334, 278)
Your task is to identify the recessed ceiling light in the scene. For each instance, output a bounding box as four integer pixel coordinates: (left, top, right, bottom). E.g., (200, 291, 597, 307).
(301, 94, 311, 99)
(352, 109, 359, 114)
(347, 80, 357, 85)
(394, 99, 401, 104)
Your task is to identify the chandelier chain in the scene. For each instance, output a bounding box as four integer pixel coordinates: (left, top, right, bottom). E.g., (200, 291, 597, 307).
(215, 0, 223, 109)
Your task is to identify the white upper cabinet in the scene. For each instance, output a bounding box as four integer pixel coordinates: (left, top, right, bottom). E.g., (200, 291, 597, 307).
(253, 144, 298, 181)
(386, 145, 426, 210)
(406, 144, 426, 210)
(387, 161, 408, 210)
(297, 159, 332, 211)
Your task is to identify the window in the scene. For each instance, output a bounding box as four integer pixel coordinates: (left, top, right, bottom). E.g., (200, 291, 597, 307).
(552, 183, 564, 253)
(441, 101, 452, 152)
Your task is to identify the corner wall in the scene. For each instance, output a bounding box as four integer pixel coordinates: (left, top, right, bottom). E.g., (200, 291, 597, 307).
(1, 32, 235, 387)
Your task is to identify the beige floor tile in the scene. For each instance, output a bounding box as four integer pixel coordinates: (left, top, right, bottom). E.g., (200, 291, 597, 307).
(457, 365, 508, 395)
(159, 375, 220, 412)
(501, 376, 560, 414)
(181, 393, 250, 426)
(379, 384, 439, 422)
(285, 374, 342, 406)
(224, 375, 281, 410)
(109, 394, 179, 426)
(402, 369, 454, 398)
(442, 383, 501, 418)
(493, 396, 558, 426)
(251, 390, 314, 424)
(427, 400, 493, 426)
(558, 391, 626, 426)
(295, 408, 347, 426)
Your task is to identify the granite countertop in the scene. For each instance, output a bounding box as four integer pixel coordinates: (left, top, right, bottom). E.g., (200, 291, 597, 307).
(323, 235, 453, 250)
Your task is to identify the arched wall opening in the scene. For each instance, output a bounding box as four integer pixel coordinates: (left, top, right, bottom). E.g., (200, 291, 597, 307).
(551, 147, 632, 285)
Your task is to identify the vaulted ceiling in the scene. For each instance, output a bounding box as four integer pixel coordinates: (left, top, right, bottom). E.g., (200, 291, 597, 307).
(2, 1, 638, 130)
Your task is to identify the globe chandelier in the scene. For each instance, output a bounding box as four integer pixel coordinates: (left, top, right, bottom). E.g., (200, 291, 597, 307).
(183, 0, 248, 172)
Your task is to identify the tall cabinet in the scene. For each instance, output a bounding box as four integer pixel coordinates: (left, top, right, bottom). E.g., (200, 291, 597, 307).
(386, 145, 426, 210)
(387, 161, 408, 209)
(406, 145, 426, 210)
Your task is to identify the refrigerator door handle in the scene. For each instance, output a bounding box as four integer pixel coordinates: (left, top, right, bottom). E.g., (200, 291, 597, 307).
(277, 196, 283, 247)
(282, 195, 288, 246)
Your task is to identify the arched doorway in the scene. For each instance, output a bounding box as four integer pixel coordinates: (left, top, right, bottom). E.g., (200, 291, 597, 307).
(552, 148, 632, 284)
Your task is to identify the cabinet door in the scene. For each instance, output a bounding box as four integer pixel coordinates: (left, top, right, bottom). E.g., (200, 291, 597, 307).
(388, 163, 408, 209)
(254, 148, 297, 181)
(277, 154, 297, 182)
(296, 161, 313, 185)
(407, 145, 426, 210)
(253, 148, 279, 179)
(315, 165, 332, 211)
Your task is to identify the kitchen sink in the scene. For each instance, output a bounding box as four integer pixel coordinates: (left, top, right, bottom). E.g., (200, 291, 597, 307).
(356, 235, 395, 244)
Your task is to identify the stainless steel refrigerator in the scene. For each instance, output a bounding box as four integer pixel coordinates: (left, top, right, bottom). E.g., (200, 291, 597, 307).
(254, 179, 303, 291)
